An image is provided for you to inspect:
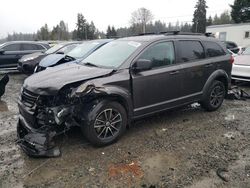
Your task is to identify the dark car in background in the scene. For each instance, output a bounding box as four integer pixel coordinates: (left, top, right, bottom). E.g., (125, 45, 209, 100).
(0, 41, 50, 69)
(35, 39, 113, 72)
(18, 41, 80, 74)
(17, 32, 232, 157)
(223, 41, 244, 54)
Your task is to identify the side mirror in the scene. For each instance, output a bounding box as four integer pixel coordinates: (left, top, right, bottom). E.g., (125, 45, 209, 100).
(0, 49, 5, 54)
(133, 59, 152, 72)
(56, 51, 64, 55)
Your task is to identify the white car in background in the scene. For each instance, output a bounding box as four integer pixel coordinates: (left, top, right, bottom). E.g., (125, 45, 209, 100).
(232, 46, 250, 82)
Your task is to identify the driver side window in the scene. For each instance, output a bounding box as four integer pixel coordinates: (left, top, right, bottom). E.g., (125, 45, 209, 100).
(139, 42, 175, 68)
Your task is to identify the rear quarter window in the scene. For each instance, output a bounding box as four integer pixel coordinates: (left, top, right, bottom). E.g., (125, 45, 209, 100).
(204, 41, 226, 57)
(178, 40, 205, 62)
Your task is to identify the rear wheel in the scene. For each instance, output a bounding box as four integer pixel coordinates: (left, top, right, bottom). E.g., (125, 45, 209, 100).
(82, 100, 127, 146)
(201, 80, 225, 111)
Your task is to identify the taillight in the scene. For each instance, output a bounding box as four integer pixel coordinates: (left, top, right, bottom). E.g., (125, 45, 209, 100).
(230, 55, 234, 64)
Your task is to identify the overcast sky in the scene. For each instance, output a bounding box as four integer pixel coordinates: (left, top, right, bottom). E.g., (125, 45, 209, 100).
(0, 0, 234, 38)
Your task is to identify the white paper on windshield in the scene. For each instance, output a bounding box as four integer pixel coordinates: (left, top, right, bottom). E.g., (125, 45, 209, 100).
(128, 41, 141, 48)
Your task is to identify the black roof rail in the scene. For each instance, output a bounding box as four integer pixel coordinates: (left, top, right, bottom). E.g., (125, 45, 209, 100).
(160, 31, 180, 35)
(137, 32, 156, 36)
(163, 31, 203, 36)
(107, 36, 122, 39)
(130, 31, 214, 37)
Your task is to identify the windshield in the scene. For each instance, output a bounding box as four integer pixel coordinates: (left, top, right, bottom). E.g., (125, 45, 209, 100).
(243, 47, 250, 55)
(45, 43, 65, 54)
(80, 41, 141, 68)
(67, 42, 100, 59)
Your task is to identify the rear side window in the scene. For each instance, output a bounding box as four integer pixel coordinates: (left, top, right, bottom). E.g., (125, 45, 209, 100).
(179, 41, 205, 62)
(139, 42, 175, 68)
(204, 41, 226, 57)
(3, 44, 21, 51)
(22, 43, 44, 51)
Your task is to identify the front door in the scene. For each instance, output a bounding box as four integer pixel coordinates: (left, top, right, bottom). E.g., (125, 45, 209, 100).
(131, 41, 183, 117)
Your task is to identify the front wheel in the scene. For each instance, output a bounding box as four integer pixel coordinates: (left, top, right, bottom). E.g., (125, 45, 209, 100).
(201, 80, 226, 111)
(82, 100, 127, 146)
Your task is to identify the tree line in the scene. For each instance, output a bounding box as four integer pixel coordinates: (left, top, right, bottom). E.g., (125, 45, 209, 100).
(1, 0, 250, 42)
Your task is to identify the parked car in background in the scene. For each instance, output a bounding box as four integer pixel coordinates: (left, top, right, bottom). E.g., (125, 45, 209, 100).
(18, 41, 80, 74)
(231, 46, 250, 82)
(223, 41, 245, 54)
(17, 32, 232, 157)
(228, 49, 238, 57)
(34, 39, 113, 72)
(0, 41, 50, 69)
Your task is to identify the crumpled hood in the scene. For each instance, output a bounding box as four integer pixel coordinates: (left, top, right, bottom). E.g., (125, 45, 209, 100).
(20, 52, 44, 62)
(39, 54, 66, 67)
(23, 63, 113, 95)
(234, 55, 250, 66)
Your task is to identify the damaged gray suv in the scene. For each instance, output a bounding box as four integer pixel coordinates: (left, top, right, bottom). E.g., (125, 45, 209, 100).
(17, 32, 233, 157)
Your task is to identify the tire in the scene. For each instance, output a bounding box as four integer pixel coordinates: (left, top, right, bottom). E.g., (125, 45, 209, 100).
(201, 80, 226, 112)
(82, 100, 127, 146)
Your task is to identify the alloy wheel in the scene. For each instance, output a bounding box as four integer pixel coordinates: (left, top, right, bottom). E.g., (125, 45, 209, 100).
(94, 108, 122, 140)
(209, 85, 224, 108)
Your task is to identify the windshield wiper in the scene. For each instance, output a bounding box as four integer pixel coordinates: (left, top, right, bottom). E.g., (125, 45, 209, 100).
(65, 55, 76, 61)
(83, 62, 99, 67)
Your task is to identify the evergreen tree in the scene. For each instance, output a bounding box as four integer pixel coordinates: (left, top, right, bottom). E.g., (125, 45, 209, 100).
(106, 25, 112, 38)
(111, 26, 117, 37)
(37, 24, 50, 40)
(192, 0, 208, 33)
(76, 13, 87, 40)
(231, 0, 250, 23)
(87, 21, 96, 39)
(206, 16, 213, 26)
(219, 11, 232, 24)
(59, 21, 69, 40)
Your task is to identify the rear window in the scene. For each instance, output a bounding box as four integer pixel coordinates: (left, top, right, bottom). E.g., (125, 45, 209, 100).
(204, 41, 226, 57)
(179, 41, 205, 62)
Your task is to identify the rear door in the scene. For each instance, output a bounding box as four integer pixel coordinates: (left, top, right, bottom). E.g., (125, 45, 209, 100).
(0, 43, 22, 68)
(131, 40, 183, 117)
(176, 40, 215, 102)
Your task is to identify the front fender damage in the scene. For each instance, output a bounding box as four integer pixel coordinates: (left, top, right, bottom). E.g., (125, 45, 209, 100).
(18, 82, 129, 158)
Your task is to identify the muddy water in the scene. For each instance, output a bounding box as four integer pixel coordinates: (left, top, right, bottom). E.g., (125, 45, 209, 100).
(0, 74, 250, 188)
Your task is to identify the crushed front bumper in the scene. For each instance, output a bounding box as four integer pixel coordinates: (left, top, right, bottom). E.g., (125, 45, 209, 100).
(17, 115, 61, 157)
(17, 100, 77, 158)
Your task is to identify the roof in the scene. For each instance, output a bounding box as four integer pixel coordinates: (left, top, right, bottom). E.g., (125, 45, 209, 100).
(207, 23, 250, 29)
(3, 41, 48, 45)
(118, 34, 217, 42)
(85, 39, 113, 43)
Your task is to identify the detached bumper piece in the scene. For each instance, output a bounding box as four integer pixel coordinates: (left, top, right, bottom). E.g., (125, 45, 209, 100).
(17, 117, 61, 158)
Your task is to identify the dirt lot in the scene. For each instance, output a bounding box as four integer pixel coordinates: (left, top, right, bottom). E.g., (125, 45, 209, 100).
(0, 73, 250, 188)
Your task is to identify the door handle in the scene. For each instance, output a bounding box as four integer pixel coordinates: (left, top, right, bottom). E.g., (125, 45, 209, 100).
(170, 70, 180, 75)
(205, 64, 213, 68)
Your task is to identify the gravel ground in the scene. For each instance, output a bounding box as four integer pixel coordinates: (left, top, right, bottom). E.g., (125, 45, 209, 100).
(0, 73, 250, 188)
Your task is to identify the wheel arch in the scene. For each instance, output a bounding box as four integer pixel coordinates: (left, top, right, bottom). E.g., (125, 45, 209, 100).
(76, 86, 133, 127)
(202, 69, 229, 101)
